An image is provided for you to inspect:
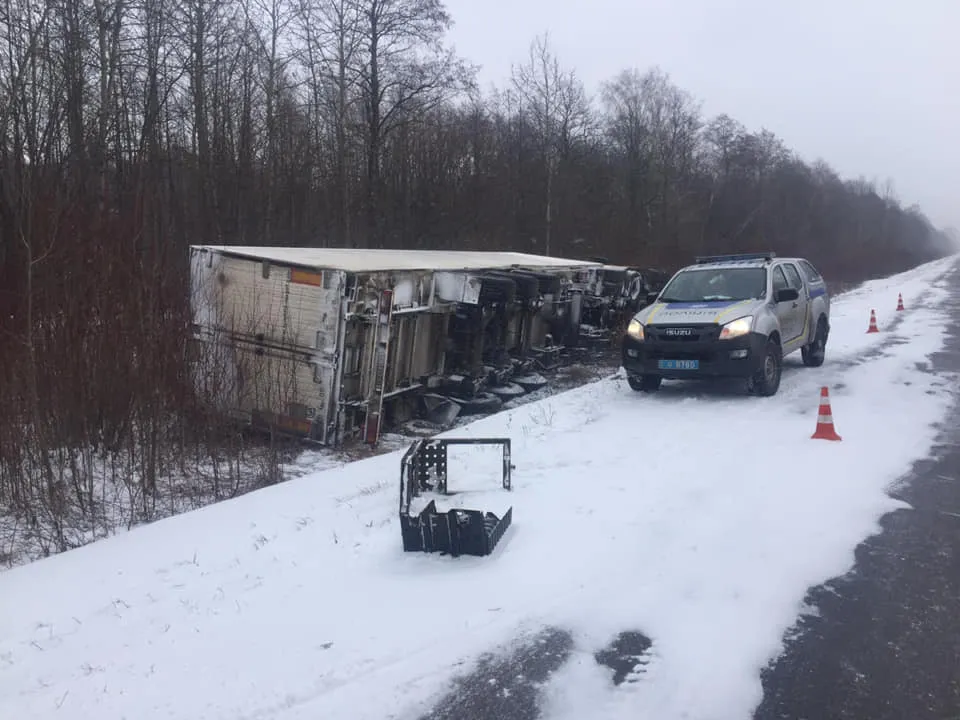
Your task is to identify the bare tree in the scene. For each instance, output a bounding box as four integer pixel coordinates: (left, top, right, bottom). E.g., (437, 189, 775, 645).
(602, 67, 701, 252)
(511, 32, 588, 255)
(293, 0, 364, 246)
(352, 0, 474, 247)
(242, 0, 295, 244)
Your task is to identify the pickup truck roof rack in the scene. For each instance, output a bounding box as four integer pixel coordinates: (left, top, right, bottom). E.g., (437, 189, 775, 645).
(694, 252, 776, 265)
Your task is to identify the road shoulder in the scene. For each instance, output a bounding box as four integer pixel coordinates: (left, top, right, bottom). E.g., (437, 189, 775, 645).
(754, 260, 960, 720)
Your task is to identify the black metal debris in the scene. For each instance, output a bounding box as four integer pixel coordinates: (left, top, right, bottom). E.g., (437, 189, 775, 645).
(399, 437, 514, 557)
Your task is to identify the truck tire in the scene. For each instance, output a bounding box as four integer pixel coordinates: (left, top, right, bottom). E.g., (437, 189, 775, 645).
(802, 317, 828, 367)
(477, 275, 517, 305)
(751, 338, 782, 396)
(627, 374, 662, 393)
(496, 271, 540, 301)
(456, 392, 503, 415)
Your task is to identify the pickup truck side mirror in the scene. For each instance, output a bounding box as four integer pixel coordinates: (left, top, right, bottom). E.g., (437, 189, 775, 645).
(645, 291, 660, 304)
(775, 287, 800, 303)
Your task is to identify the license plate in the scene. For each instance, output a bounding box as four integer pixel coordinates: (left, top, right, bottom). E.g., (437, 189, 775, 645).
(658, 359, 699, 370)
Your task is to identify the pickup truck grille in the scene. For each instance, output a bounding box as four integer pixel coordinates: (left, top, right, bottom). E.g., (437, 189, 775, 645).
(646, 324, 718, 342)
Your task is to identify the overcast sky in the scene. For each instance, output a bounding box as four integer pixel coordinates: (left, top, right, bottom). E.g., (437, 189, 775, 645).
(443, 0, 959, 232)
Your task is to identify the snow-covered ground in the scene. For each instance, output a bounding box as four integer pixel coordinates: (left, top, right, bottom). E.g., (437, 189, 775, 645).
(2, 255, 958, 720)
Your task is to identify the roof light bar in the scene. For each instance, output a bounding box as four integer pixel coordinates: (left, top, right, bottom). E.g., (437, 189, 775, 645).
(694, 252, 776, 265)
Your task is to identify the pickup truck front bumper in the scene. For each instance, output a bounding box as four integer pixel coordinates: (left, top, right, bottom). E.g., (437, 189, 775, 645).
(621, 327, 769, 380)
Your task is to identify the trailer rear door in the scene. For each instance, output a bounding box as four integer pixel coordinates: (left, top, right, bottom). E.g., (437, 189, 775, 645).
(287, 267, 346, 444)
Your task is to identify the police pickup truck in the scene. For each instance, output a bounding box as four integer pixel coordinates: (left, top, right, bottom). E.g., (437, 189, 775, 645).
(621, 252, 830, 396)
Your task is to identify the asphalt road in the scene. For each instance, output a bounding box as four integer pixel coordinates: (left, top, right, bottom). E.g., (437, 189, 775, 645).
(755, 259, 960, 720)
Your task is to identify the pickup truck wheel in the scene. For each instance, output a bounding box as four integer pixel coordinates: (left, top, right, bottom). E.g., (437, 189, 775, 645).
(627, 374, 662, 393)
(751, 339, 782, 396)
(802, 317, 828, 367)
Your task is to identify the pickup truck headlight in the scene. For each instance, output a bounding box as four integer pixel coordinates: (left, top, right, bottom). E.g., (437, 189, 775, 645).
(719, 316, 753, 340)
(626, 318, 645, 341)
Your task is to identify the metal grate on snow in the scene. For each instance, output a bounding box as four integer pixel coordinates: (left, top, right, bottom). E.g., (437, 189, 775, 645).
(399, 438, 514, 557)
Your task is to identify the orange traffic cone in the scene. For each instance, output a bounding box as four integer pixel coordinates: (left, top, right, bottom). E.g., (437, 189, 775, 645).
(866, 309, 879, 333)
(896, 293, 904, 311)
(811, 386, 842, 441)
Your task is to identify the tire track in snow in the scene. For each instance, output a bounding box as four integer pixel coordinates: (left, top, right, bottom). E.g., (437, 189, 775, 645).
(416, 627, 574, 720)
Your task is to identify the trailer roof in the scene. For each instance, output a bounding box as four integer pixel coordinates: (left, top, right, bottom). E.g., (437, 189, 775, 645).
(192, 246, 602, 273)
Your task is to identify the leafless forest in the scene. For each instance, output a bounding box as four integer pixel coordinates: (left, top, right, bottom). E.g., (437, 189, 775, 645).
(0, 0, 953, 566)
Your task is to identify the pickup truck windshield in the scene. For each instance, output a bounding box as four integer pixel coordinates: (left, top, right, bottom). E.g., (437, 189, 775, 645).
(658, 267, 767, 303)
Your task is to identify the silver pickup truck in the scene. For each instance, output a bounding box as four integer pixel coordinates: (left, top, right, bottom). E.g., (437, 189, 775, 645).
(621, 252, 830, 396)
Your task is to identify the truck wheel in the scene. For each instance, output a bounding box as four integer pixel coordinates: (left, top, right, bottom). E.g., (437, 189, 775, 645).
(751, 339, 782, 396)
(802, 317, 828, 367)
(627, 374, 662, 393)
(456, 392, 503, 415)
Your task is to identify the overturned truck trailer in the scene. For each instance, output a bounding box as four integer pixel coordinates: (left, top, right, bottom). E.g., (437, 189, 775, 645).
(188, 246, 602, 446)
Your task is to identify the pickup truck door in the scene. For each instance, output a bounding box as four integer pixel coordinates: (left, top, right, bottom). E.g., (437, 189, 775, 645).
(772, 266, 804, 343)
(780, 263, 810, 344)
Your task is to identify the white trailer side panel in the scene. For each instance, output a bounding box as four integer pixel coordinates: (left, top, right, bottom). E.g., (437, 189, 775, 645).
(190, 247, 346, 442)
(228, 342, 328, 437)
(192, 249, 344, 354)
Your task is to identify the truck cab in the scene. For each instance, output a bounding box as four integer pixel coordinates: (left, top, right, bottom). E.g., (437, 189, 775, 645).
(621, 252, 830, 396)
